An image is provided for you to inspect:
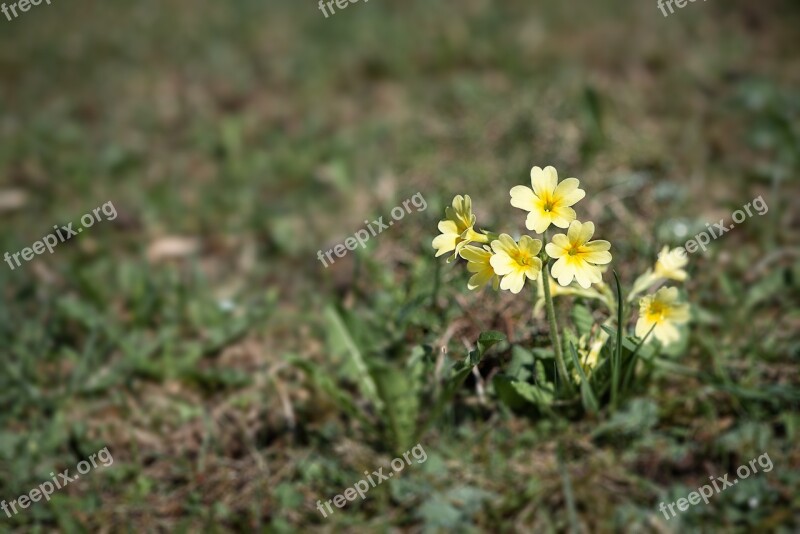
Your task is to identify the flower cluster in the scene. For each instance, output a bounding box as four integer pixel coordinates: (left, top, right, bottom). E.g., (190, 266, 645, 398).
(432, 166, 611, 294)
(629, 246, 690, 346)
(433, 165, 691, 349)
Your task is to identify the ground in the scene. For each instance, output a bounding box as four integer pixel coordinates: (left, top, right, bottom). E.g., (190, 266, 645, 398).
(0, 0, 798, 532)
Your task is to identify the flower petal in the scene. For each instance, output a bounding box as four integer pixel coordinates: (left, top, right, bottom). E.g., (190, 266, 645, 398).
(582, 240, 610, 252)
(438, 220, 459, 234)
(510, 185, 536, 211)
(460, 245, 491, 263)
(572, 260, 602, 288)
(468, 269, 494, 290)
(550, 257, 575, 286)
(635, 316, 654, 338)
(550, 233, 570, 249)
(654, 321, 680, 345)
(667, 303, 691, 323)
(519, 235, 542, 256)
(549, 206, 576, 228)
(524, 258, 542, 280)
(567, 220, 594, 245)
(545, 241, 566, 258)
(526, 210, 552, 233)
(530, 166, 557, 197)
(580, 241, 612, 264)
(432, 233, 457, 256)
(501, 270, 526, 294)
(657, 286, 680, 304)
(489, 252, 517, 275)
(542, 166, 559, 192)
(490, 234, 516, 255)
(582, 250, 612, 264)
(553, 177, 586, 206)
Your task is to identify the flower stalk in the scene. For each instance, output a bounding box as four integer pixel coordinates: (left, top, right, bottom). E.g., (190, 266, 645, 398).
(541, 260, 573, 394)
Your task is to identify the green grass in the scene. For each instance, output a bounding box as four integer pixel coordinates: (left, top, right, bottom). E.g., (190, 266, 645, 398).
(1, 0, 799, 531)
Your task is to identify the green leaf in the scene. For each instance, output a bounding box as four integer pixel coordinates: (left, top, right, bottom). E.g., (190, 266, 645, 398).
(507, 345, 534, 381)
(592, 399, 659, 439)
(534, 359, 549, 386)
(571, 304, 594, 337)
(288, 356, 374, 431)
(324, 306, 383, 411)
(493, 375, 528, 410)
(477, 330, 505, 353)
(601, 326, 640, 353)
(468, 330, 505, 365)
(513, 380, 554, 406)
(417, 365, 472, 441)
(371, 364, 420, 452)
(568, 342, 599, 414)
(417, 331, 505, 441)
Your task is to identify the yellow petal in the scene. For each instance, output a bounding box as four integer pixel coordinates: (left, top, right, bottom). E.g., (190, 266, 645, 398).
(530, 166, 557, 197)
(654, 321, 680, 345)
(572, 260, 602, 289)
(667, 303, 691, 323)
(545, 241, 567, 259)
(460, 245, 491, 263)
(501, 270, 526, 294)
(468, 269, 495, 290)
(510, 185, 536, 211)
(550, 257, 575, 286)
(489, 252, 517, 275)
(526, 210, 552, 233)
(549, 206, 576, 228)
(432, 233, 457, 256)
(582, 240, 610, 252)
(567, 220, 594, 245)
(524, 258, 543, 280)
(580, 241, 612, 264)
(519, 235, 542, 256)
(438, 220, 459, 234)
(582, 250, 612, 264)
(635, 316, 654, 338)
(553, 177, 586, 206)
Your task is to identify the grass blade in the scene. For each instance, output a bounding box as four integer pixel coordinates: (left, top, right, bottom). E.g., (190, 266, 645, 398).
(612, 271, 624, 410)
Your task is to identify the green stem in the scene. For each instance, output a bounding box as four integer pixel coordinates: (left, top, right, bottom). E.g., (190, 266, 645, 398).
(542, 263, 573, 394)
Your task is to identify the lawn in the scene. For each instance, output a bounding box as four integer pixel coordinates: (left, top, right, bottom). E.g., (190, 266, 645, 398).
(0, 0, 798, 531)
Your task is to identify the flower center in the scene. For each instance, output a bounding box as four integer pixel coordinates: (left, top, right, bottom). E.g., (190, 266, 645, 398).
(646, 302, 666, 322)
(513, 251, 534, 267)
(541, 194, 555, 213)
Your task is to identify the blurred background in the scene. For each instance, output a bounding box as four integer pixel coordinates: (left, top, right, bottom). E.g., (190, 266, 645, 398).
(0, 0, 798, 531)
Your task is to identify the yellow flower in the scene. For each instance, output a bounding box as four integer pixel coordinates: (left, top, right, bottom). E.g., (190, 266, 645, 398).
(654, 246, 688, 281)
(577, 332, 608, 376)
(510, 166, 586, 234)
(459, 245, 500, 291)
(545, 220, 611, 289)
(629, 246, 689, 301)
(635, 287, 690, 346)
(432, 195, 488, 261)
(489, 234, 542, 294)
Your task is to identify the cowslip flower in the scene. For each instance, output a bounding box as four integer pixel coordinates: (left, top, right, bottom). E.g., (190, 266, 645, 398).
(654, 246, 688, 281)
(545, 220, 611, 289)
(432, 195, 489, 261)
(635, 287, 690, 346)
(575, 332, 608, 376)
(489, 234, 542, 294)
(510, 166, 585, 234)
(629, 245, 689, 301)
(459, 245, 500, 291)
